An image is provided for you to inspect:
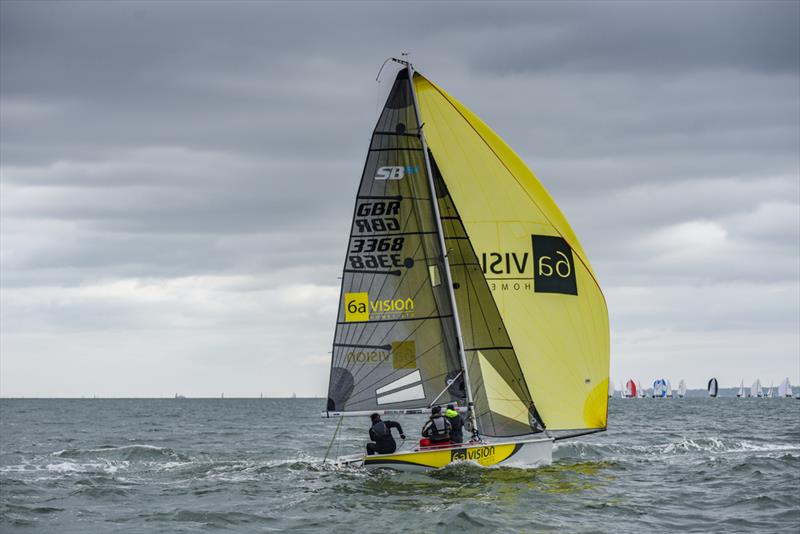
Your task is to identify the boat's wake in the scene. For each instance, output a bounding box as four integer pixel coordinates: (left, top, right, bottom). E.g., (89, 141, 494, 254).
(554, 436, 800, 461)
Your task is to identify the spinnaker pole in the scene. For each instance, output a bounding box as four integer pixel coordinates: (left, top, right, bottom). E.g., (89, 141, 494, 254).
(405, 60, 480, 440)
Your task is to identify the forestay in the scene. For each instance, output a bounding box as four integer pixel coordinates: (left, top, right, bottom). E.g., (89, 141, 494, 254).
(431, 155, 542, 437)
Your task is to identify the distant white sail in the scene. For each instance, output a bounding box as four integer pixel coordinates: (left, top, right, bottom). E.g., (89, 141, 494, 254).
(666, 379, 673, 398)
(608, 380, 616, 398)
(778, 377, 792, 397)
(766, 382, 773, 398)
(637, 380, 647, 398)
(678, 379, 687, 398)
(751, 379, 762, 398)
(737, 380, 745, 398)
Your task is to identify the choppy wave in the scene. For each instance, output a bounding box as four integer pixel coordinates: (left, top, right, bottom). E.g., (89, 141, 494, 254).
(52, 444, 188, 462)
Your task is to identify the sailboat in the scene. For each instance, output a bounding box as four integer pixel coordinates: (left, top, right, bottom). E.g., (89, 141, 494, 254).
(652, 379, 668, 398)
(637, 379, 647, 398)
(751, 379, 762, 398)
(677, 379, 687, 398)
(707, 377, 718, 398)
(778, 377, 793, 398)
(766, 382, 773, 398)
(624, 379, 637, 399)
(665, 379, 673, 398)
(608, 380, 616, 398)
(322, 58, 609, 471)
(737, 380, 746, 398)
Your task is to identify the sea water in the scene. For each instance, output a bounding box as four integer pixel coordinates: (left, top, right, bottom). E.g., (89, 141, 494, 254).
(1, 398, 798, 532)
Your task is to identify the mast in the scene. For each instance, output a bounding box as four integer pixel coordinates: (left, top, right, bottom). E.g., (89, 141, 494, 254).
(404, 59, 479, 439)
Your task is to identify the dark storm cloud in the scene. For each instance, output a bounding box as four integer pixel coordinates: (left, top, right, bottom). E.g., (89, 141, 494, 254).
(1, 0, 797, 395)
(470, 1, 800, 75)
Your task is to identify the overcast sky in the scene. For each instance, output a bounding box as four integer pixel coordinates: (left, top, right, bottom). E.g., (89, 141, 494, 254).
(1, 0, 798, 397)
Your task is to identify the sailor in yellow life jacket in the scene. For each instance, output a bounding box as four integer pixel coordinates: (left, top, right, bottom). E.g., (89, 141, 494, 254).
(445, 404, 464, 443)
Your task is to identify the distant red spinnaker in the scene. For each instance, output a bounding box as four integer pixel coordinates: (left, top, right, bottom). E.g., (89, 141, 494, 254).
(625, 379, 637, 398)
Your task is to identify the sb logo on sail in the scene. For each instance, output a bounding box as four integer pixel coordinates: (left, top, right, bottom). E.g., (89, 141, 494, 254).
(532, 235, 577, 296)
(374, 166, 418, 180)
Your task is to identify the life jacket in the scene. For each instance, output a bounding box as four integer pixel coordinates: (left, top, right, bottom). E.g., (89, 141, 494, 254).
(425, 415, 450, 442)
(446, 410, 464, 435)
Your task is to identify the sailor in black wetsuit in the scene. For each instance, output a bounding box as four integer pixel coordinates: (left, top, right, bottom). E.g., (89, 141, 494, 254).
(366, 413, 405, 455)
(445, 404, 464, 443)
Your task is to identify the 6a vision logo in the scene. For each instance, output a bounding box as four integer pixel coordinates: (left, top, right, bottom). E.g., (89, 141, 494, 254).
(344, 292, 415, 322)
(451, 446, 496, 462)
(374, 165, 418, 181)
(480, 235, 578, 296)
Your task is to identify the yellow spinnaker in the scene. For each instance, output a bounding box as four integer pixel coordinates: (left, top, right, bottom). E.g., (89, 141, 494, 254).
(414, 73, 609, 430)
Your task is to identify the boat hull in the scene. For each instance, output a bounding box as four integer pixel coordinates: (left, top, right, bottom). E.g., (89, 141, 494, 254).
(336, 437, 553, 472)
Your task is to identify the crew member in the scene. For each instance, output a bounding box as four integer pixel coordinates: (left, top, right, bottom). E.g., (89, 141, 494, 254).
(366, 413, 405, 455)
(445, 404, 464, 443)
(421, 406, 452, 446)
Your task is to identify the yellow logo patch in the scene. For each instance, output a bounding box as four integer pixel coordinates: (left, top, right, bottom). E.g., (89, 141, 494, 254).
(344, 292, 369, 322)
(391, 341, 416, 369)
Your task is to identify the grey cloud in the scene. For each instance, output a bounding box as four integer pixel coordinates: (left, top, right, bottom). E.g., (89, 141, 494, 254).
(468, 1, 800, 75)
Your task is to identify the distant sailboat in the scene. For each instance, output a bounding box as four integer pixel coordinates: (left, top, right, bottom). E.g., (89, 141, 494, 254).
(624, 379, 637, 398)
(751, 379, 762, 398)
(608, 380, 616, 398)
(637, 380, 647, 398)
(778, 377, 793, 398)
(666, 379, 673, 398)
(677, 379, 687, 398)
(652, 379, 668, 398)
(707, 377, 718, 398)
(766, 382, 773, 398)
(737, 380, 746, 398)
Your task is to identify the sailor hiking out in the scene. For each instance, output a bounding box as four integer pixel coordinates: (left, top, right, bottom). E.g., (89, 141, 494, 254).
(366, 413, 405, 455)
(420, 406, 452, 447)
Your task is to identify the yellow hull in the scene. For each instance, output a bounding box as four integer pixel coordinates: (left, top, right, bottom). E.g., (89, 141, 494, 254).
(347, 437, 553, 472)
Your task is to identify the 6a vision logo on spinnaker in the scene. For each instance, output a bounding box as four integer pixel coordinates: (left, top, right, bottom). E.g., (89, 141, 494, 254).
(373, 165, 418, 181)
(344, 292, 415, 322)
(480, 235, 578, 295)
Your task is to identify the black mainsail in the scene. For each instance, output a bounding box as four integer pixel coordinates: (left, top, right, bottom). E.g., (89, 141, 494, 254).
(326, 69, 464, 414)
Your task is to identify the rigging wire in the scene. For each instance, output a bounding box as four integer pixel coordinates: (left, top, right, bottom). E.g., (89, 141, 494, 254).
(323, 416, 344, 464)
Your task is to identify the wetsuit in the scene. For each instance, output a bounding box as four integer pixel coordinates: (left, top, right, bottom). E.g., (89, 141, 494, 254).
(366, 420, 404, 455)
(445, 409, 464, 443)
(421, 415, 452, 444)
